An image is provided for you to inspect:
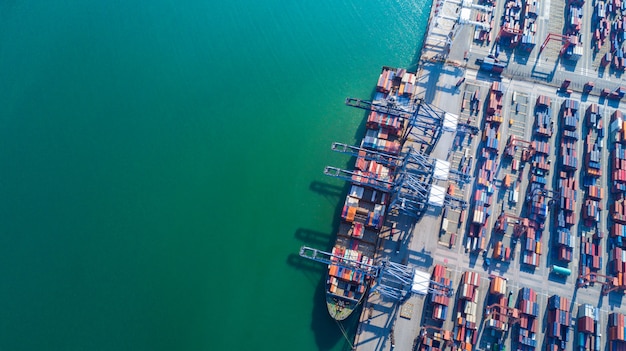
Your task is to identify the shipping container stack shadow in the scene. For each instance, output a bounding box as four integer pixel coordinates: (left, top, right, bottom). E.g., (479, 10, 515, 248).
(546, 98, 579, 280)
(599, 93, 623, 109)
(464, 81, 506, 261)
(603, 288, 626, 310)
(540, 294, 549, 351)
(574, 103, 606, 292)
(603, 108, 626, 309)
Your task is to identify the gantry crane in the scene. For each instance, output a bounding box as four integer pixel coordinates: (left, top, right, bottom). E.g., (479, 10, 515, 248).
(324, 166, 394, 193)
(345, 97, 478, 150)
(484, 310, 521, 332)
(330, 142, 404, 169)
(493, 212, 533, 238)
(539, 33, 577, 56)
(484, 303, 520, 319)
(344, 97, 445, 143)
(391, 171, 468, 218)
(416, 325, 454, 350)
(578, 271, 626, 294)
(402, 146, 472, 184)
(526, 187, 560, 208)
(325, 141, 469, 218)
(495, 27, 523, 46)
(331, 142, 471, 184)
(298, 246, 455, 301)
(504, 135, 535, 160)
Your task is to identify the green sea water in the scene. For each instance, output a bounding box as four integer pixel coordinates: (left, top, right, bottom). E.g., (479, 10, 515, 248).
(0, 1, 429, 350)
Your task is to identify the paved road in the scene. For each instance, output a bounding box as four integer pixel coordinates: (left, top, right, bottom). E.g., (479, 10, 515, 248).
(352, 0, 625, 349)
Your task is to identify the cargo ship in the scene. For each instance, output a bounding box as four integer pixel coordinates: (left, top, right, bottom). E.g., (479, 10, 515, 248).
(326, 66, 416, 320)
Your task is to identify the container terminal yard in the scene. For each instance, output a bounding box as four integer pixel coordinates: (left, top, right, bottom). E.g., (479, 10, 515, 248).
(297, 0, 626, 349)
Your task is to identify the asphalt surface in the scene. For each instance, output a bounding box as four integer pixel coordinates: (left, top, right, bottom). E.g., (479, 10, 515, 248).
(353, 0, 626, 350)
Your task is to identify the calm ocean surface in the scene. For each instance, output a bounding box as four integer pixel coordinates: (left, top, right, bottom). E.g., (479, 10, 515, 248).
(0, 1, 428, 350)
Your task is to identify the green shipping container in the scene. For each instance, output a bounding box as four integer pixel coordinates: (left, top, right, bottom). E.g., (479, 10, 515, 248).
(552, 265, 571, 276)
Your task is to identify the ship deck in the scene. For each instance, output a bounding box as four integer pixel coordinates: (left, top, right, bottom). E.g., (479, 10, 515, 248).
(335, 222, 378, 254)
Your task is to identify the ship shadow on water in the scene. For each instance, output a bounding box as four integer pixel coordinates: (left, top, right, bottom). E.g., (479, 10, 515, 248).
(286, 251, 350, 350)
(287, 238, 360, 351)
(292, 179, 360, 350)
(310, 277, 361, 351)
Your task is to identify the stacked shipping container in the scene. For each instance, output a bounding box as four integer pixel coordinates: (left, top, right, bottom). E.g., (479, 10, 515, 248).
(609, 312, 626, 351)
(454, 271, 481, 351)
(577, 304, 600, 351)
(485, 275, 510, 332)
(553, 99, 579, 266)
(417, 329, 452, 351)
(468, 82, 505, 252)
(609, 110, 626, 292)
(602, 0, 626, 71)
(547, 295, 571, 351)
(522, 95, 554, 266)
(568, 4, 584, 33)
(584, 104, 603, 179)
(376, 67, 396, 94)
(473, 5, 495, 42)
(519, 0, 538, 51)
(517, 287, 539, 349)
(610, 246, 626, 274)
(535, 95, 553, 136)
(362, 129, 401, 155)
(593, 0, 610, 53)
(398, 71, 417, 97)
(486, 82, 504, 124)
(367, 110, 403, 137)
(430, 264, 453, 321)
(579, 103, 604, 279)
(500, 0, 523, 47)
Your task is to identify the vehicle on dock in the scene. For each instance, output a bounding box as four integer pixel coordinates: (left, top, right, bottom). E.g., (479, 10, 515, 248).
(559, 80, 573, 95)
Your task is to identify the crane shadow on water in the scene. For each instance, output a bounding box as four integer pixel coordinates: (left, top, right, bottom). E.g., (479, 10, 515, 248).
(287, 251, 357, 350)
(309, 180, 347, 199)
(288, 252, 358, 350)
(310, 278, 361, 351)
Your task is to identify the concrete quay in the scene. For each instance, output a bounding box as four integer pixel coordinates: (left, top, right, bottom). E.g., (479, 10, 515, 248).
(353, 0, 626, 349)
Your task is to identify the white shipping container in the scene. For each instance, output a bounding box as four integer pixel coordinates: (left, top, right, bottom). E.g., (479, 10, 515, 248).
(510, 188, 519, 203)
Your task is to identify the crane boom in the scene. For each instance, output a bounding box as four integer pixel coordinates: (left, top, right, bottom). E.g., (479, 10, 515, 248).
(298, 246, 455, 300)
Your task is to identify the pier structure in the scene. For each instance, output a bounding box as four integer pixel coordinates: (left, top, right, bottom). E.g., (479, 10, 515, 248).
(349, 0, 626, 348)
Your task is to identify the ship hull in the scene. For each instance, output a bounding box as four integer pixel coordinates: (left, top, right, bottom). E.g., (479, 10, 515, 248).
(325, 292, 362, 321)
